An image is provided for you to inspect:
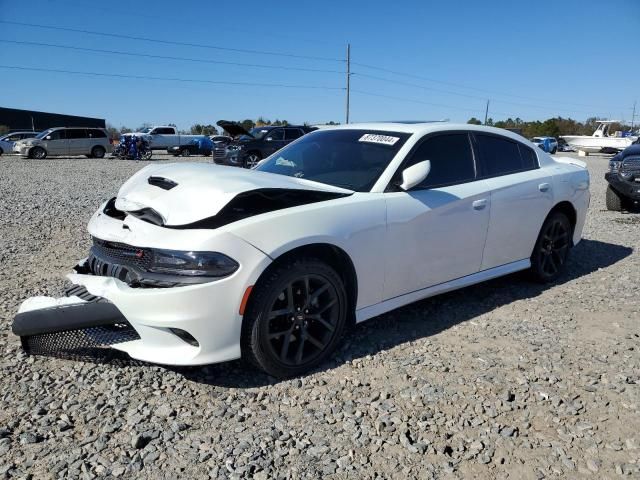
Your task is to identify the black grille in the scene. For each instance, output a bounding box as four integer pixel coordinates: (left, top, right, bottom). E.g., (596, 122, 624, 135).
(88, 238, 152, 282)
(214, 146, 226, 158)
(21, 323, 140, 359)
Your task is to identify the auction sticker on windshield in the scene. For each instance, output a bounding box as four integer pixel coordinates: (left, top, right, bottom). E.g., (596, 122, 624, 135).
(358, 134, 400, 146)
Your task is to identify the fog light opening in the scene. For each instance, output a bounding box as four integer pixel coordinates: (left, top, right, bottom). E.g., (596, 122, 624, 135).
(169, 328, 199, 347)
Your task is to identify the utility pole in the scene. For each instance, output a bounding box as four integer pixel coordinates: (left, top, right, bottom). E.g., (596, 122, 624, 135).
(345, 43, 351, 124)
(632, 100, 637, 131)
(484, 99, 490, 125)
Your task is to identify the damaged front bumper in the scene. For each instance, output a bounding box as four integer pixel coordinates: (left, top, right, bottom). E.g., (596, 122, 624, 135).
(13, 242, 272, 366)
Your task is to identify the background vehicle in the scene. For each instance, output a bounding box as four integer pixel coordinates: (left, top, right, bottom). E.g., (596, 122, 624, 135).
(605, 144, 640, 211)
(13, 123, 590, 378)
(113, 135, 152, 160)
(14, 127, 112, 159)
(561, 121, 637, 153)
(0, 131, 39, 155)
(532, 136, 558, 153)
(215, 121, 316, 168)
(168, 136, 214, 156)
(124, 126, 202, 150)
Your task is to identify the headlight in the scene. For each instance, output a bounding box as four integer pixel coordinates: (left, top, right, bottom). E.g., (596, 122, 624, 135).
(609, 161, 622, 173)
(228, 144, 243, 151)
(148, 249, 239, 278)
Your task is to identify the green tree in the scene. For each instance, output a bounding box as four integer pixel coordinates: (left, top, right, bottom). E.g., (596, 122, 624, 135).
(467, 117, 482, 125)
(240, 119, 255, 131)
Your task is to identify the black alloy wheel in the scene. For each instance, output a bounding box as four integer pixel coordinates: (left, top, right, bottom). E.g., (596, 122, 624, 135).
(242, 258, 347, 378)
(30, 147, 46, 159)
(530, 212, 571, 282)
(181, 148, 191, 157)
(92, 146, 106, 159)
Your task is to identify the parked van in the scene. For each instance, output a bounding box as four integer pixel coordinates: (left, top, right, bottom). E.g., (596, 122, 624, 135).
(14, 127, 112, 159)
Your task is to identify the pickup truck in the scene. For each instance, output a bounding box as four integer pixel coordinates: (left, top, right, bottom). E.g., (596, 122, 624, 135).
(124, 126, 202, 151)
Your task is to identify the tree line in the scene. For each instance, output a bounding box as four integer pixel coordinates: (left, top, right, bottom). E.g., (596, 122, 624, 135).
(466, 116, 636, 139)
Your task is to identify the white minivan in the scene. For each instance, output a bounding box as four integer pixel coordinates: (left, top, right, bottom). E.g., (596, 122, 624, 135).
(14, 127, 112, 159)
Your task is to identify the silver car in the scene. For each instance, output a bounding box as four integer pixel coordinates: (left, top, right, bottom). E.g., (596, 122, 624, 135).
(14, 127, 112, 159)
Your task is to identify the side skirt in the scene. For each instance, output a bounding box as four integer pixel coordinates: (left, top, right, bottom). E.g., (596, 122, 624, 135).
(355, 259, 530, 323)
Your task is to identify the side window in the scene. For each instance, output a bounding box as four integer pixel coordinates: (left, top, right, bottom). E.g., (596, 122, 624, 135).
(476, 134, 531, 177)
(48, 130, 66, 140)
(66, 129, 87, 139)
(157, 127, 174, 134)
(267, 129, 284, 141)
(284, 128, 303, 140)
(88, 129, 107, 138)
(403, 133, 476, 189)
(519, 144, 539, 170)
(6, 134, 21, 142)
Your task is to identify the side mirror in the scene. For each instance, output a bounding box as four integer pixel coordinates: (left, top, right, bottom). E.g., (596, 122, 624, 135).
(45, 135, 52, 140)
(399, 160, 431, 191)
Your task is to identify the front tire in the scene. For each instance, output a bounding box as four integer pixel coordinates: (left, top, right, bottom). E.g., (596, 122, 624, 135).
(241, 258, 348, 378)
(91, 146, 106, 159)
(30, 147, 47, 159)
(606, 185, 624, 211)
(244, 151, 261, 169)
(181, 148, 191, 157)
(529, 212, 571, 283)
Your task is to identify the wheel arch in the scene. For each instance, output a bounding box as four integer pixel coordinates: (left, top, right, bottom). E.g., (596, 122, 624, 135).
(546, 200, 577, 245)
(247, 242, 358, 326)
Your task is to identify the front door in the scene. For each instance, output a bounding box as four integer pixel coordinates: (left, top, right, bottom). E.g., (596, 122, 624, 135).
(42, 129, 68, 155)
(383, 132, 491, 300)
(65, 128, 89, 155)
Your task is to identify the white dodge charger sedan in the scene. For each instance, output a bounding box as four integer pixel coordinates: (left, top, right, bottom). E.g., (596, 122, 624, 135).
(13, 123, 590, 377)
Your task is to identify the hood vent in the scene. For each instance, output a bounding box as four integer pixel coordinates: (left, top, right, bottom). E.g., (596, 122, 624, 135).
(148, 176, 178, 190)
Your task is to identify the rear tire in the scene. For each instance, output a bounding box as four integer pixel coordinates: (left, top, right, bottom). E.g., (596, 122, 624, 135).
(181, 148, 191, 157)
(241, 258, 348, 378)
(606, 185, 624, 211)
(91, 146, 106, 159)
(529, 212, 572, 283)
(551, 147, 557, 154)
(30, 147, 46, 159)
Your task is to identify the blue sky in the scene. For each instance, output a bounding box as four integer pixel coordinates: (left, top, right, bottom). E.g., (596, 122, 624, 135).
(1, 0, 638, 130)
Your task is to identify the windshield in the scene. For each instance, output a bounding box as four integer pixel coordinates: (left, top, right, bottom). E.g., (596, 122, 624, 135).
(35, 129, 54, 139)
(239, 128, 270, 141)
(532, 138, 544, 143)
(255, 129, 411, 191)
(139, 127, 153, 134)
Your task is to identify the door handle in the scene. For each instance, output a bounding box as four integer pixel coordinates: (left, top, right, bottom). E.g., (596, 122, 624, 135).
(472, 199, 488, 210)
(538, 183, 551, 192)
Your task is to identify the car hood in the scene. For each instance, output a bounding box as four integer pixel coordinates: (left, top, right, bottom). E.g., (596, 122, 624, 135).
(216, 121, 253, 138)
(114, 163, 353, 226)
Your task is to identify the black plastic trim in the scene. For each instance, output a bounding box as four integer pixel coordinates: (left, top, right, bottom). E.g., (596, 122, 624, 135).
(12, 302, 126, 337)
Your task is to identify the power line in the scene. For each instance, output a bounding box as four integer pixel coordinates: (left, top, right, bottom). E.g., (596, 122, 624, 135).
(352, 71, 604, 116)
(0, 20, 345, 63)
(352, 61, 627, 111)
(0, 39, 346, 74)
(0, 65, 346, 90)
(351, 89, 517, 117)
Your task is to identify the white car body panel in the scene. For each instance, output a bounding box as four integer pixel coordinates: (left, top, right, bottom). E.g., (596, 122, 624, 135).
(16, 123, 590, 366)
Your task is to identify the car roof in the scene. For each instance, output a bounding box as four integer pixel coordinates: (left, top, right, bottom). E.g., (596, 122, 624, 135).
(320, 122, 530, 143)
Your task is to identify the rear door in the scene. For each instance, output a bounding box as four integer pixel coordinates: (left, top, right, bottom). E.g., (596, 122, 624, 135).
(66, 128, 89, 155)
(383, 132, 492, 299)
(473, 133, 553, 270)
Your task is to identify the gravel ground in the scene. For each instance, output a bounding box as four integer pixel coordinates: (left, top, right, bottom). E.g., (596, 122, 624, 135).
(0, 152, 638, 479)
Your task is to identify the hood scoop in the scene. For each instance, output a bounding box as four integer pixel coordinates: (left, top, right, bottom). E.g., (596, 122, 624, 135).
(148, 176, 178, 190)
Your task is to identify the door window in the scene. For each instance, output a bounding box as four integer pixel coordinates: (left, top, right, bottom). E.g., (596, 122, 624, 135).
(402, 133, 476, 189)
(154, 127, 174, 134)
(88, 129, 107, 138)
(476, 134, 538, 177)
(66, 129, 88, 139)
(47, 130, 66, 140)
(284, 129, 303, 140)
(267, 129, 284, 141)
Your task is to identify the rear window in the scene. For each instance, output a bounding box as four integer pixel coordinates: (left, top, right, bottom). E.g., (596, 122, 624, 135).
(89, 129, 107, 138)
(476, 134, 537, 177)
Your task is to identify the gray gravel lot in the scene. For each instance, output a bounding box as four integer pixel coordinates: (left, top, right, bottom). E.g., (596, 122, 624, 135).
(0, 152, 638, 479)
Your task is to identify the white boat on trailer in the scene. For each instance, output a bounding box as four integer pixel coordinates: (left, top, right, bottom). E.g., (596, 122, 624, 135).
(561, 121, 637, 154)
